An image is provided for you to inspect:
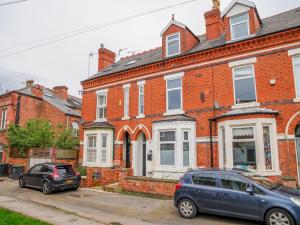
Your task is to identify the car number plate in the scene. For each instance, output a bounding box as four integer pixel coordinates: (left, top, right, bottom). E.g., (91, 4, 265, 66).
(65, 179, 73, 184)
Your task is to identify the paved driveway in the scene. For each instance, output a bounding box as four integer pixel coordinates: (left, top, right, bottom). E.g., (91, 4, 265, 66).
(0, 178, 260, 225)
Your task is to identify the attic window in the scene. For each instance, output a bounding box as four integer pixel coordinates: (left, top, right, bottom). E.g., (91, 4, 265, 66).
(125, 59, 139, 66)
(166, 33, 180, 57)
(230, 12, 250, 40)
(44, 93, 55, 98)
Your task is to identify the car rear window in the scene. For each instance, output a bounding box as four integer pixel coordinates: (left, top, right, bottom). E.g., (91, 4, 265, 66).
(192, 173, 217, 187)
(55, 165, 75, 177)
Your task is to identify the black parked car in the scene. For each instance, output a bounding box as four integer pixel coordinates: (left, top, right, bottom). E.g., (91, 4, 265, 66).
(174, 169, 300, 225)
(19, 163, 81, 194)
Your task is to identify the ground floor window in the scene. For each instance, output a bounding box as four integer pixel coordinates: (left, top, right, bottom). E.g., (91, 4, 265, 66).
(0, 144, 3, 161)
(160, 131, 176, 166)
(83, 129, 113, 167)
(218, 118, 280, 175)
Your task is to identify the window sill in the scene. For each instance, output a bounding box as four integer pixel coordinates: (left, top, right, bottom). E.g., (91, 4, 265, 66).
(231, 102, 260, 109)
(293, 98, 300, 103)
(163, 109, 185, 116)
(94, 118, 107, 123)
(136, 114, 145, 119)
(122, 116, 130, 121)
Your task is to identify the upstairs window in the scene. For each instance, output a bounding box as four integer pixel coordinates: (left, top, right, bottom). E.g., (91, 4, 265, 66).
(97, 93, 107, 120)
(123, 84, 130, 119)
(0, 108, 7, 131)
(233, 65, 256, 104)
(166, 78, 182, 111)
(166, 33, 180, 57)
(293, 56, 300, 97)
(230, 12, 250, 40)
(138, 83, 145, 115)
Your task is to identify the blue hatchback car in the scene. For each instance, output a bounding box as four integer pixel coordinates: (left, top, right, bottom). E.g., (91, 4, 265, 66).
(174, 169, 300, 225)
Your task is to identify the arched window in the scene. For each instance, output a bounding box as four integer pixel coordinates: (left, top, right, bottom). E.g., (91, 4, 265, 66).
(295, 125, 300, 138)
(72, 121, 79, 137)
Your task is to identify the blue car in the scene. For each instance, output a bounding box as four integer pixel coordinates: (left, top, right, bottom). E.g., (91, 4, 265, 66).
(174, 169, 300, 225)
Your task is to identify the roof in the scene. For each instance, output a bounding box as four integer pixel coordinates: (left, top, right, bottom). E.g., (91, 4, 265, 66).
(83, 121, 115, 129)
(17, 86, 81, 117)
(153, 114, 196, 123)
(160, 19, 186, 36)
(221, 0, 256, 18)
(84, 6, 300, 82)
(214, 107, 279, 119)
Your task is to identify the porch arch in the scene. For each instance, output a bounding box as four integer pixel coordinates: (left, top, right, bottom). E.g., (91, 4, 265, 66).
(285, 111, 300, 135)
(132, 124, 151, 141)
(116, 125, 134, 142)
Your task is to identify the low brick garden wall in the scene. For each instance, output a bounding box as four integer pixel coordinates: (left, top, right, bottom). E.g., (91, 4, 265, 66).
(119, 176, 178, 197)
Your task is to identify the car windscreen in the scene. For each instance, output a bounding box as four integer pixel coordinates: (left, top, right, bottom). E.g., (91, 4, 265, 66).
(55, 165, 75, 177)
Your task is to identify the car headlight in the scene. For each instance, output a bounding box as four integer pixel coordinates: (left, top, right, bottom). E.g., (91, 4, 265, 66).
(290, 197, 300, 207)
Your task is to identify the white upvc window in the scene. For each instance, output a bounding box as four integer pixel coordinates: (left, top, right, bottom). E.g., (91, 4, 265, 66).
(83, 129, 113, 167)
(182, 131, 190, 167)
(233, 65, 257, 105)
(123, 84, 130, 120)
(0, 108, 7, 131)
(137, 80, 145, 118)
(164, 73, 184, 115)
(86, 135, 97, 163)
(218, 118, 281, 176)
(160, 131, 176, 166)
(96, 89, 108, 122)
(166, 33, 180, 57)
(292, 55, 300, 98)
(230, 12, 250, 40)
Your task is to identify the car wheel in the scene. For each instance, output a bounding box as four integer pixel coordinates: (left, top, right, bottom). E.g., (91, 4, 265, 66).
(266, 208, 295, 225)
(178, 199, 197, 219)
(41, 181, 52, 194)
(19, 177, 25, 188)
(73, 185, 79, 190)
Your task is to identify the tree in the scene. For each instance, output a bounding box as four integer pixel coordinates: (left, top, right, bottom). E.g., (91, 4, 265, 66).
(54, 127, 79, 150)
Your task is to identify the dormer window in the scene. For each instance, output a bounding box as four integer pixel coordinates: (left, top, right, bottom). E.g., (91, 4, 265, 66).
(166, 33, 180, 57)
(230, 12, 250, 40)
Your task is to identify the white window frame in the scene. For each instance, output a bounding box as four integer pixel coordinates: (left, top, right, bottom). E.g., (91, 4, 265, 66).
(230, 12, 250, 41)
(83, 129, 113, 167)
(166, 32, 181, 57)
(95, 89, 108, 122)
(232, 64, 257, 106)
(136, 80, 145, 119)
(182, 130, 190, 167)
(159, 130, 176, 167)
(101, 134, 108, 163)
(0, 108, 7, 131)
(164, 73, 185, 116)
(218, 118, 281, 176)
(292, 55, 300, 99)
(122, 84, 130, 120)
(86, 135, 97, 163)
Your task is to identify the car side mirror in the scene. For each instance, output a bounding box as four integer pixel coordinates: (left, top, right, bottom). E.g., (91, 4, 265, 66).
(246, 187, 254, 195)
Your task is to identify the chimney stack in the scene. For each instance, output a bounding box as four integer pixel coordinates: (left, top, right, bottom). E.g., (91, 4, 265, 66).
(98, 44, 116, 72)
(204, 0, 223, 41)
(32, 85, 43, 98)
(53, 86, 68, 100)
(26, 80, 34, 88)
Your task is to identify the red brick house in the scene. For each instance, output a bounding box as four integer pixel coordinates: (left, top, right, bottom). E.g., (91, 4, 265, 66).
(80, 0, 300, 189)
(0, 80, 81, 164)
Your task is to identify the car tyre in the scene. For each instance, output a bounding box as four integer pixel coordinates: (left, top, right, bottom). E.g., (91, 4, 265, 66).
(19, 177, 25, 188)
(178, 199, 197, 219)
(266, 208, 294, 225)
(73, 185, 79, 190)
(41, 181, 52, 194)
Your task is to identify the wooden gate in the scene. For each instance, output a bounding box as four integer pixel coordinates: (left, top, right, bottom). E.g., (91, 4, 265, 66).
(29, 148, 52, 168)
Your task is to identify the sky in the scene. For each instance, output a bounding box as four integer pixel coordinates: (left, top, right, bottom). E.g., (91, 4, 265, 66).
(0, 0, 300, 97)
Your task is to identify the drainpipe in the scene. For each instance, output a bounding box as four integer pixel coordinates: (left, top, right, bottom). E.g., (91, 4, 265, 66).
(209, 118, 216, 168)
(15, 96, 21, 125)
(112, 128, 115, 167)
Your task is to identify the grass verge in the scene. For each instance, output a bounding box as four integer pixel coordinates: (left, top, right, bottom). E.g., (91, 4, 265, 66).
(0, 207, 52, 225)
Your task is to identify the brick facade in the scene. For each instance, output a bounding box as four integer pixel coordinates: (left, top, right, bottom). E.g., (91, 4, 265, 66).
(80, 1, 300, 190)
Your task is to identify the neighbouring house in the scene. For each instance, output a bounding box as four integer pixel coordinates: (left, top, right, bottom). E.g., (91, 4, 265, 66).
(80, 0, 300, 193)
(0, 80, 82, 168)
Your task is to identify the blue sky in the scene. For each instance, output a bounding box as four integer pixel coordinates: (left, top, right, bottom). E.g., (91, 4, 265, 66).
(0, 0, 299, 96)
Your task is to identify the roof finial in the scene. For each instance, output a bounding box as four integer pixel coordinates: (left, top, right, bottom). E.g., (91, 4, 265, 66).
(172, 14, 175, 20)
(100, 43, 104, 49)
(212, 0, 220, 10)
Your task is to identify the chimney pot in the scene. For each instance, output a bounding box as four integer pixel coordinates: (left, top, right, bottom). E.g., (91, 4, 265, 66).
(26, 80, 34, 88)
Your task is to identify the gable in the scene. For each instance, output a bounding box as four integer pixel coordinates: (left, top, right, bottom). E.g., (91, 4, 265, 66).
(160, 20, 185, 36)
(225, 3, 251, 17)
(221, 0, 255, 18)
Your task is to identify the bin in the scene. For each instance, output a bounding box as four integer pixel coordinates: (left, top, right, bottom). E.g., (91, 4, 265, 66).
(0, 163, 8, 176)
(10, 165, 24, 180)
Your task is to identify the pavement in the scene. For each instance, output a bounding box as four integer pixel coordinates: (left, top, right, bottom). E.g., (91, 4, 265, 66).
(0, 178, 260, 225)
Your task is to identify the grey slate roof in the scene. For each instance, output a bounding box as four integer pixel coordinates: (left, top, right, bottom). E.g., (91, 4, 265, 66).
(215, 107, 279, 119)
(85, 6, 300, 82)
(17, 86, 81, 117)
(83, 121, 115, 129)
(153, 114, 196, 123)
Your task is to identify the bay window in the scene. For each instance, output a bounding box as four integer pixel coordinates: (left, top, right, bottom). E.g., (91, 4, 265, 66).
(233, 65, 256, 104)
(183, 131, 190, 167)
(166, 33, 180, 57)
(230, 12, 250, 40)
(160, 131, 176, 166)
(101, 134, 107, 163)
(87, 135, 97, 163)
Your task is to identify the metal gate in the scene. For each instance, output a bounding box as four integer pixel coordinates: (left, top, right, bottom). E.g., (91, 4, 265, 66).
(29, 148, 52, 168)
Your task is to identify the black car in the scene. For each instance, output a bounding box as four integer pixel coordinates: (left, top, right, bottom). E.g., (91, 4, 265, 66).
(174, 169, 300, 225)
(19, 163, 81, 194)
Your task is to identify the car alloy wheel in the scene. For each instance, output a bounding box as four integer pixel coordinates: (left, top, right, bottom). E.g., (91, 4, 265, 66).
(178, 199, 197, 219)
(267, 209, 294, 225)
(42, 181, 51, 194)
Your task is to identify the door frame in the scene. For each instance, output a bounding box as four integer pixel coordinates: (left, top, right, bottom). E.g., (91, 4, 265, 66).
(295, 138, 300, 186)
(125, 132, 131, 168)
